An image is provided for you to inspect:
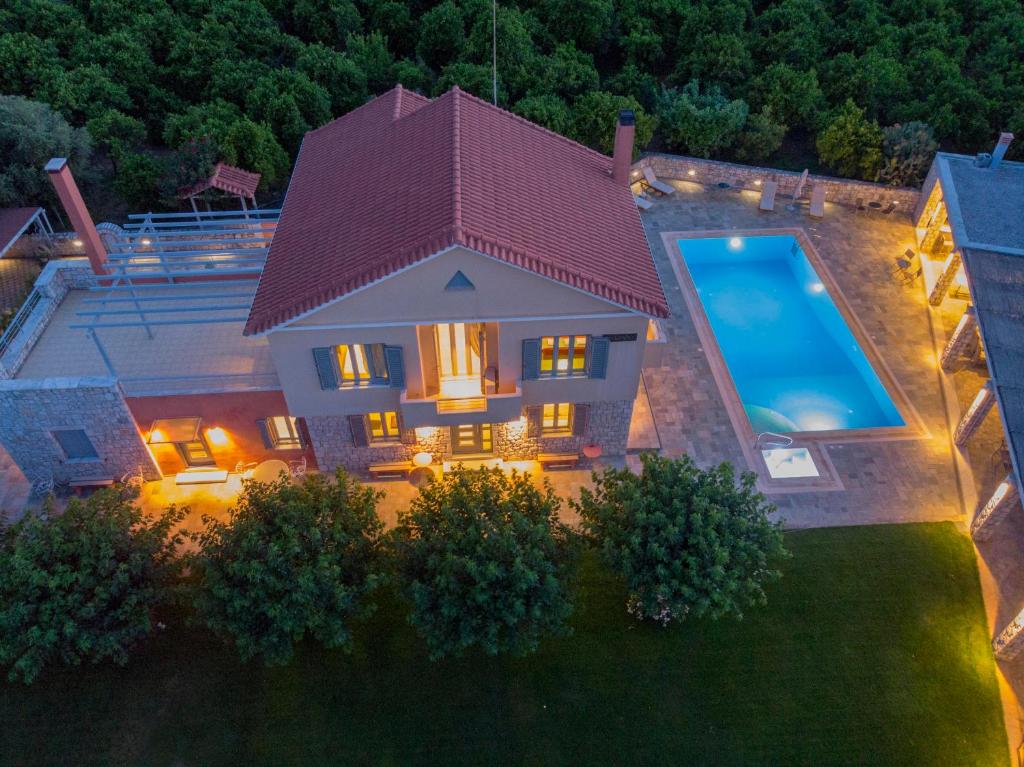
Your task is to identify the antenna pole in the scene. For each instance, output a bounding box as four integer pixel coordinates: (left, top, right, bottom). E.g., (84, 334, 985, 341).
(492, 0, 497, 105)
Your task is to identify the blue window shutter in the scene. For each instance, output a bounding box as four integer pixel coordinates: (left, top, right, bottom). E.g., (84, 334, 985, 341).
(384, 345, 405, 389)
(588, 337, 610, 379)
(522, 339, 540, 380)
(312, 347, 338, 389)
(572, 404, 590, 437)
(256, 419, 274, 448)
(348, 415, 369, 447)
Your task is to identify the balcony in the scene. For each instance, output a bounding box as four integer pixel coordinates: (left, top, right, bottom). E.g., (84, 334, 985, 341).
(400, 383, 523, 428)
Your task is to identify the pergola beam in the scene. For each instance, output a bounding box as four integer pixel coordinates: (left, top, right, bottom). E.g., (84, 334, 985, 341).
(940, 306, 979, 371)
(971, 475, 1020, 541)
(954, 380, 996, 447)
(929, 250, 962, 306)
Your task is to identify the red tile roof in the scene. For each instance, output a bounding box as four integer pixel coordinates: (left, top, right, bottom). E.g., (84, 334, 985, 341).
(178, 162, 261, 199)
(244, 85, 668, 335)
(0, 207, 43, 256)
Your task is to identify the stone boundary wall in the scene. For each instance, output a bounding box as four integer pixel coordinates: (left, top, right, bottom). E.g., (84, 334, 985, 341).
(0, 260, 96, 379)
(0, 376, 160, 485)
(307, 400, 634, 474)
(637, 153, 921, 214)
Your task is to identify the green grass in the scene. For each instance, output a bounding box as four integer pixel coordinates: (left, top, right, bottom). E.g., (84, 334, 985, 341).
(0, 523, 1006, 767)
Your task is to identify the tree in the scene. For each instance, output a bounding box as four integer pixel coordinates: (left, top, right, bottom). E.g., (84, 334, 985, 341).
(245, 69, 332, 153)
(464, 4, 540, 102)
(392, 468, 575, 659)
(574, 454, 787, 625)
(816, 99, 883, 180)
(733, 107, 787, 164)
(113, 152, 165, 210)
(296, 43, 369, 115)
(748, 63, 823, 130)
(878, 121, 937, 187)
(0, 96, 96, 209)
(191, 471, 384, 666)
(53, 65, 133, 124)
(345, 31, 394, 94)
(416, 0, 465, 72)
(674, 32, 753, 89)
(569, 91, 655, 155)
(535, 0, 613, 50)
(658, 81, 748, 158)
(86, 109, 147, 167)
(0, 491, 186, 683)
(437, 62, 505, 103)
(753, 0, 829, 71)
(530, 43, 600, 101)
(513, 94, 572, 135)
(290, 0, 362, 44)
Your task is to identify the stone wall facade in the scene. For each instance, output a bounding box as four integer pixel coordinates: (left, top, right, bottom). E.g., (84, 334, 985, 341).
(0, 376, 160, 485)
(0, 260, 96, 379)
(307, 399, 634, 474)
(637, 153, 921, 213)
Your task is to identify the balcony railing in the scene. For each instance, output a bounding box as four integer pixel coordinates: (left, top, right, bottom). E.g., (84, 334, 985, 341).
(400, 383, 522, 428)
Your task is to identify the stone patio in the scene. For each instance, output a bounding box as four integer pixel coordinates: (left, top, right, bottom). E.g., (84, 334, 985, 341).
(637, 179, 965, 528)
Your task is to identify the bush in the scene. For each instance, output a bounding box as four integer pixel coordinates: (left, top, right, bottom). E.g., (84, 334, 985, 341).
(878, 121, 938, 187)
(657, 81, 748, 158)
(191, 470, 384, 665)
(569, 91, 655, 155)
(816, 99, 883, 180)
(574, 454, 787, 625)
(392, 467, 575, 659)
(0, 491, 186, 684)
(733, 107, 787, 164)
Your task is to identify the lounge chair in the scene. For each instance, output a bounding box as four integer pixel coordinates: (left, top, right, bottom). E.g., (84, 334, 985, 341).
(808, 185, 826, 218)
(758, 180, 778, 212)
(642, 167, 675, 196)
(634, 193, 653, 210)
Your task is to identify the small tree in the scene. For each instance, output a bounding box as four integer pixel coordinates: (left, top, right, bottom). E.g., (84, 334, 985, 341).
(392, 467, 575, 659)
(733, 107, 787, 164)
(657, 81, 748, 158)
(574, 454, 787, 625)
(191, 470, 384, 665)
(569, 91, 655, 155)
(0, 491, 186, 684)
(878, 121, 937, 187)
(816, 99, 883, 180)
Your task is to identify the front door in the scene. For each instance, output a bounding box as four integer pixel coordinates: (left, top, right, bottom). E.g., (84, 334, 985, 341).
(450, 424, 493, 455)
(436, 322, 484, 398)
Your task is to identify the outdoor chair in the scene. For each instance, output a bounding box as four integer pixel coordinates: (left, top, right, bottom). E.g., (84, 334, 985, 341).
(758, 180, 778, 212)
(634, 193, 654, 210)
(290, 457, 308, 479)
(808, 185, 826, 218)
(855, 197, 866, 214)
(900, 265, 923, 285)
(642, 167, 675, 196)
(881, 202, 897, 215)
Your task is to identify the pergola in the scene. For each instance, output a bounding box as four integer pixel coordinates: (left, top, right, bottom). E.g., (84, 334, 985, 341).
(177, 163, 262, 213)
(69, 208, 279, 378)
(0, 207, 54, 258)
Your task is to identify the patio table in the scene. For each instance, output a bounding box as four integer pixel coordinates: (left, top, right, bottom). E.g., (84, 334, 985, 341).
(251, 459, 289, 483)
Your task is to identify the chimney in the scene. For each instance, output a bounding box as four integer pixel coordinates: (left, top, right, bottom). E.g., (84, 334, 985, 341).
(612, 110, 636, 185)
(45, 158, 108, 275)
(991, 132, 1014, 169)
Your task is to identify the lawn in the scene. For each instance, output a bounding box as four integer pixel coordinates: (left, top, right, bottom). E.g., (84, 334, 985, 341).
(0, 523, 1006, 767)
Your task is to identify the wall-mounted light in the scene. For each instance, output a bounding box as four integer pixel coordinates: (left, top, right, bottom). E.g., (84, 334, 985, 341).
(206, 427, 229, 446)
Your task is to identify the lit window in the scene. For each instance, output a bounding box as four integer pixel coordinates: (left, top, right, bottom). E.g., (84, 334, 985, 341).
(367, 411, 400, 443)
(267, 416, 303, 449)
(539, 335, 589, 378)
(336, 344, 388, 386)
(541, 403, 573, 435)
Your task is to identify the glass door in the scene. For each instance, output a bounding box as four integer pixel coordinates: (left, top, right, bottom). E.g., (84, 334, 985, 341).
(436, 323, 484, 398)
(450, 424, 493, 455)
(177, 437, 215, 466)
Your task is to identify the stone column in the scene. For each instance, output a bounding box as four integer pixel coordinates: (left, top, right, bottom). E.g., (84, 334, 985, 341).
(994, 606, 1024, 660)
(929, 251, 962, 306)
(919, 203, 948, 254)
(971, 475, 1020, 541)
(940, 306, 979, 371)
(954, 381, 995, 447)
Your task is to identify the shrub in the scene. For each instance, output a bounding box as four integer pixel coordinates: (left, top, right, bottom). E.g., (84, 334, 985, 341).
(816, 99, 883, 180)
(392, 467, 575, 659)
(878, 121, 938, 187)
(191, 470, 384, 665)
(657, 81, 748, 158)
(0, 491, 186, 684)
(733, 107, 787, 164)
(574, 454, 787, 625)
(569, 91, 655, 155)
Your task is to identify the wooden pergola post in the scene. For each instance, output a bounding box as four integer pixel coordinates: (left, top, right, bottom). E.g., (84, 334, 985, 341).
(971, 475, 1020, 541)
(929, 250, 962, 306)
(954, 381, 995, 447)
(941, 306, 979, 371)
(994, 605, 1024, 660)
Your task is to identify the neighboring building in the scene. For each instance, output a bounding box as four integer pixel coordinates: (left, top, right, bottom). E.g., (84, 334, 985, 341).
(0, 86, 668, 487)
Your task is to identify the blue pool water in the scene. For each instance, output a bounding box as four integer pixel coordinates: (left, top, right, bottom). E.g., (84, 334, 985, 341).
(678, 235, 904, 433)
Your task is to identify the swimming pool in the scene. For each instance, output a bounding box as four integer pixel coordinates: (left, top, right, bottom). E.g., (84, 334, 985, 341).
(677, 235, 904, 434)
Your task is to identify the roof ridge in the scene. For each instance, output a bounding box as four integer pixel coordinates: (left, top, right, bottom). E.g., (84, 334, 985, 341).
(445, 86, 615, 168)
(392, 83, 404, 121)
(451, 87, 464, 239)
(307, 85, 428, 137)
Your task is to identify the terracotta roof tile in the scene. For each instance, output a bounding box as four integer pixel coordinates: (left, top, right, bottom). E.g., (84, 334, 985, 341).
(0, 207, 42, 256)
(245, 85, 668, 334)
(178, 162, 261, 199)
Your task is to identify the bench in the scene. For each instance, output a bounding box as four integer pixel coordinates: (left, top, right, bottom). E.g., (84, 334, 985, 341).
(537, 452, 580, 469)
(68, 476, 115, 495)
(368, 460, 413, 479)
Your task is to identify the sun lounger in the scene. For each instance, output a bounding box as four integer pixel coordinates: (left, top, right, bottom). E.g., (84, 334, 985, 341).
(758, 180, 778, 212)
(808, 185, 826, 218)
(634, 194, 653, 210)
(642, 167, 675, 196)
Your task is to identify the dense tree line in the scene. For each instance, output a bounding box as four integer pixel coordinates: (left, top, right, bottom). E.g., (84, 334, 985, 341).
(1, 0, 1022, 212)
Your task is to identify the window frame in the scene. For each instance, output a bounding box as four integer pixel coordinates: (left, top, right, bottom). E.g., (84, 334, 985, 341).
(365, 411, 401, 444)
(335, 343, 389, 387)
(540, 403, 574, 436)
(538, 335, 590, 378)
(51, 429, 99, 462)
(266, 416, 304, 449)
